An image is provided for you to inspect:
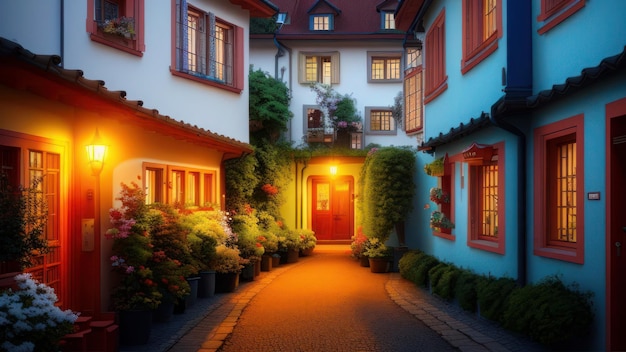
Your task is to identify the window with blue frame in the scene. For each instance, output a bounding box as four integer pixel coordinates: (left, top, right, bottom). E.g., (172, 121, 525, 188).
(310, 14, 333, 31)
(381, 11, 395, 30)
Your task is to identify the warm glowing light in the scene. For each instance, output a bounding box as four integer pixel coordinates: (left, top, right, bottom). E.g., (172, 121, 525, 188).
(329, 165, 338, 175)
(86, 128, 108, 175)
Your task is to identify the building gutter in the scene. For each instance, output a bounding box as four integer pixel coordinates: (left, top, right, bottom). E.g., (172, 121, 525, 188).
(490, 96, 527, 286)
(273, 32, 292, 141)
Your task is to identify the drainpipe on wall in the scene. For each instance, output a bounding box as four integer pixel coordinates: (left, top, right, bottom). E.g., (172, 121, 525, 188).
(490, 98, 527, 286)
(60, 0, 64, 67)
(299, 159, 308, 229)
(273, 35, 292, 142)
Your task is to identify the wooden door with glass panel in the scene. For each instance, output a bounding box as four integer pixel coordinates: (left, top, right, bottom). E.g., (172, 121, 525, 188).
(311, 176, 353, 241)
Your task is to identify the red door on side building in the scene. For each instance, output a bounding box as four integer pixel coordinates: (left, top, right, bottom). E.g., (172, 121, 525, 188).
(607, 99, 626, 351)
(311, 176, 353, 241)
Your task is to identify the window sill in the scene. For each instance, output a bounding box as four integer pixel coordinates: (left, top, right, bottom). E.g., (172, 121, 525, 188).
(468, 239, 504, 255)
(534, 246, 583, 264)
(537, 0, 585, 35)
(171, 69, 242, 94)
(90, 32, 143, 57)
(424, 79, 448, 104)
(433, 229, 455, 241)
(461, 36, 499, 75)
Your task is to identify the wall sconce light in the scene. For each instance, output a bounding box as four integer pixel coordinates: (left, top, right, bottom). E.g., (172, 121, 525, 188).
(329, 165, 338, 176)
(85, 128, 108, 176)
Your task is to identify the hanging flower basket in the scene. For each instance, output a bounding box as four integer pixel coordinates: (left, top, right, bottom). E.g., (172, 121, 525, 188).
(430, 210, 455, 231)
(429, 187, 450, 204)
(424, 157, 445, 176)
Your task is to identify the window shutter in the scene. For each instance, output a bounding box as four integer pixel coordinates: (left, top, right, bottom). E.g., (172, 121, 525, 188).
(331, 52, 340, 84)
(298, 52, 306, 84)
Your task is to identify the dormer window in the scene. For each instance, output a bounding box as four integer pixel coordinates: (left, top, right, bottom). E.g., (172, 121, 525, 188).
(310, 14, 333, 31)
(307, 0, 340, 31)
(381, 11, 395, 30)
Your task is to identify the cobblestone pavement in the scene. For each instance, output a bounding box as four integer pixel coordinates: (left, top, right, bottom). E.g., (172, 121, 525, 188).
(120, 245, 546, 352)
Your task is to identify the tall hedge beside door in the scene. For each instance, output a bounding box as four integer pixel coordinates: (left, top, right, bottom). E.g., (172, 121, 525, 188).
(359, 147, 416, 242)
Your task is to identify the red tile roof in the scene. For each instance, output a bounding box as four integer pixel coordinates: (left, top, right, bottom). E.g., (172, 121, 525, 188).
(0, 37, 253, 158)
(268, 0, 405, 40)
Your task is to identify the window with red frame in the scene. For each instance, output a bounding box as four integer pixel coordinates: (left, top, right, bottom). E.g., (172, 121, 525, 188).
(461, 0, 501, 74)
(87, 0, 145, 55)
(174, 2, 244, 92)
(533, 115, 585, 263)
(404, 46, 423, 133)
(537, 0, 586, 34)
(466, 143, 504, 253)
(424, 9, 447, 103)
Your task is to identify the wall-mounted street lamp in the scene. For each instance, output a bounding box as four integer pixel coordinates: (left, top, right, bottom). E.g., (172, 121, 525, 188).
(85, 128, 108, 176)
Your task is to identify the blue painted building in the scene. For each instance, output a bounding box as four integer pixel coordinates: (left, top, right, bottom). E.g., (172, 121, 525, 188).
(396, 1, 626, 350)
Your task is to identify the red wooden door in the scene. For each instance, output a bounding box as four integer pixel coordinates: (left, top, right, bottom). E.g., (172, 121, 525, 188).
(311, 176, 353, 241)
(608, 108, 626, 351)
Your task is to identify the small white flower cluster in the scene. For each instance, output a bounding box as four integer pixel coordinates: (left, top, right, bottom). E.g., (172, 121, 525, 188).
(0, 273, 79, 352)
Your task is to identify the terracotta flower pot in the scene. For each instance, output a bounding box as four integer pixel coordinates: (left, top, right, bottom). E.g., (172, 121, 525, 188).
(368, 257, 390, 273)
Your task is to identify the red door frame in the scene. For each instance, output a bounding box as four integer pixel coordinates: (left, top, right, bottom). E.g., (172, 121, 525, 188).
(309, 175, 354, 241)
(606, 96, 626, 351)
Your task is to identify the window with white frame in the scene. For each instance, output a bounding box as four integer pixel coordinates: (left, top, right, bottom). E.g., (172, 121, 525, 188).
(298, 52, 340, 84)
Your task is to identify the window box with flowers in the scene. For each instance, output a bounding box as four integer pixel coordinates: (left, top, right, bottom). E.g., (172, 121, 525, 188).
(430, 210, 455, 232)
(429, 187, 450, 205)
(424, 157, 445, 176)
(98, 17, 136, 39)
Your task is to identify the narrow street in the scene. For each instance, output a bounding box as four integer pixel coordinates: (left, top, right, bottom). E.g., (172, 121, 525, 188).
(217, 246, 455, 352)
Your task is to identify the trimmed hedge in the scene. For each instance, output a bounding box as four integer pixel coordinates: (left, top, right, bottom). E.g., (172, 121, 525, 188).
(398, 250, 594, 346)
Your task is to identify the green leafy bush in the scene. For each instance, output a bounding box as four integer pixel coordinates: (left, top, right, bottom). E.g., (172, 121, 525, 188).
(476, 276, 518, 323)
(428, 263, 449, 291)
(413, 255, 440, 287)
(455, 269, 480, 312)
(433, 265, 460, 301)
(398, 250, 422, 280)
(502, 276, 594, 346)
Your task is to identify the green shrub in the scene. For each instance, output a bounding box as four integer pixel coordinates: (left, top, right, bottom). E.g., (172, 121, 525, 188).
(434, 266, 461, 301)
(455, 269, 480, 312)
(476, 276, 518, 323)
(414, 255, 440, 287)
(428, 263, 449, 290)
(502, 276, 594, 346)
(399, 251, 425, 284)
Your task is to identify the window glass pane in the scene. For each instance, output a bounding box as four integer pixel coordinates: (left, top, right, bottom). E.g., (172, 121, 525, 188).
(383, 12, 395, 29)
(387, 58, 400, 79)
(313, 15, 329, 30)
(321, 57, 332, 84)
(144, 168, 163, 204)
(479, 164, 498, 237)
(187, 172, 200, 205)
(306, 56, 318, 82)
(316, 183, 329, 210)
(483, 0, 497, 40)
(555, 140, 576, 242)
(171, 170, 184, 204)
(370, 111, 393, 131)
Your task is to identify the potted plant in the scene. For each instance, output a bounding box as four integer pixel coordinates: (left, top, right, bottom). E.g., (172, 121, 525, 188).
(430, 210, 455, 231)
(0, 273, 78, 351)
(363, 238, 392, 273)
(350, 227, 369, 267)
(277, 229, 302, 263)
(429, 187, 450, 204)
(211, 245, 246, 293)
(0, 174, 49, 277)
(106, 182, 162, 345)
(424, 157, 445, 176)
(298, 229, 317, 256)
